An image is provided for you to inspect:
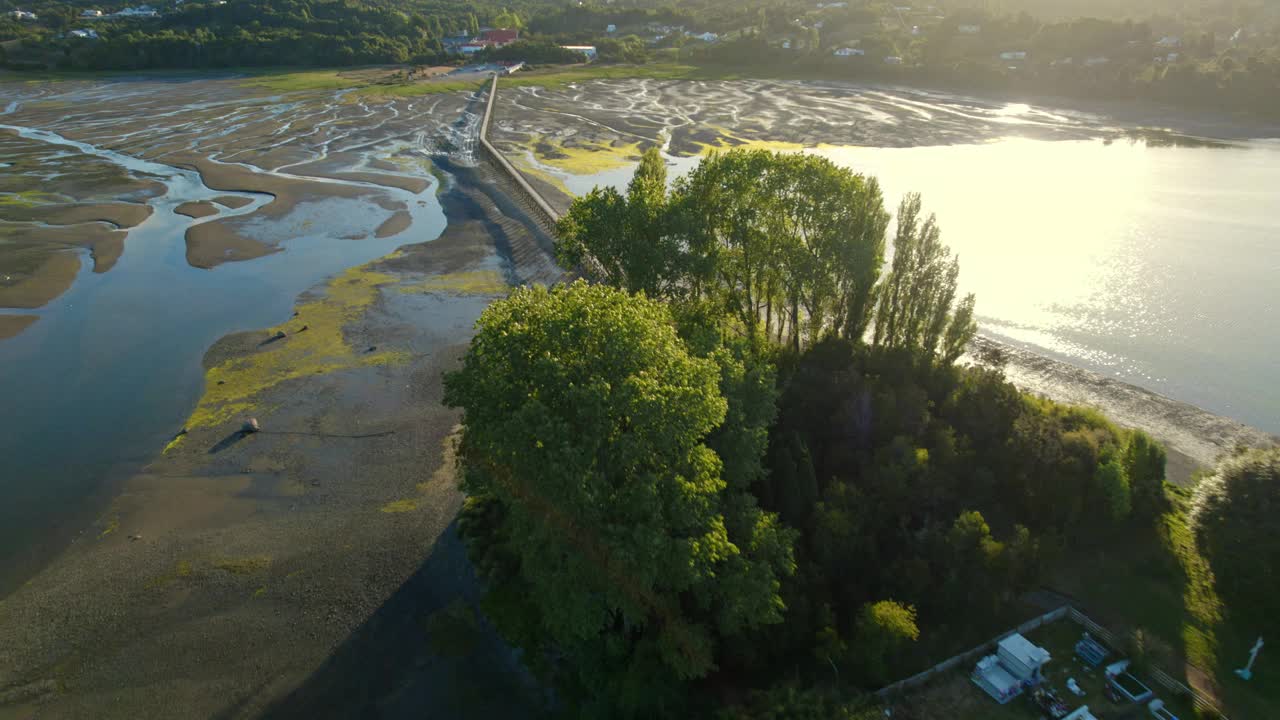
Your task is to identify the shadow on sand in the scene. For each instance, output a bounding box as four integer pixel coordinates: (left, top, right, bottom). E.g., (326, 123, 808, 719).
(248, 521, 542, 720)
(208, 430, 251, 454)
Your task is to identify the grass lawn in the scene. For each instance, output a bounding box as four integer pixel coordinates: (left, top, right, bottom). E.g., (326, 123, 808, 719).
(1050, 486, 1275, 718)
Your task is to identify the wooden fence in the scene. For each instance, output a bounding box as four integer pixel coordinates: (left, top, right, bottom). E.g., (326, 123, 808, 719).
(877, 605, 1230, 718)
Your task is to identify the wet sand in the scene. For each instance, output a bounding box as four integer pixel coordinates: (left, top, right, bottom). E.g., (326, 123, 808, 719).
(213, 195, 254, 210)
(0, 249, 80, 308)
(1, 202, 153, 228)
(375, 210, 412, 238)
(174, 200, 219, 219)
(0, 160, 557, 719)
(0, 313, 37, 339)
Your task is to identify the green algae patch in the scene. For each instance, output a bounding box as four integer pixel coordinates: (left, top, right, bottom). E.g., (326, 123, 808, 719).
(239, 70, 360, 93)
(98, 516, 119, 539)
(0, 190, 63, 208)
(184, 265, 407, 431)
(693, 126, 815, 157)
(402, 270, 508, 296)
(381, 499, 418, 513)
(507, 153, 571, 196)
(529, 136, 643, 176)
(214, 555, 272, 575)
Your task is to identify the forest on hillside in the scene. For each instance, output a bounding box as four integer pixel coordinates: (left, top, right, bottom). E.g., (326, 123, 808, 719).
(3, 0, 1279, 118)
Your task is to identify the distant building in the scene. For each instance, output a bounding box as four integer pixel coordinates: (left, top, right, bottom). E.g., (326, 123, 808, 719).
(69, 28, 99, 39)
(782, 39, 792, 49)
(81, 9, 103, 17)
(883, 55, 902, 64)
(999, 51, 1027, 60)
(1165, 52, 1179, 62)
(1156, 35, 1181, 47)
(816, 2, 848, 7)
(10, 10, 38, 20)
(1084, 56, 1110, 66)
(834, 47, 864, 56)
(958, 24, 981, 34)
(114, 6, 159, 17)
(459, 42, 492, 54)
(689, 31, 719, 42)
(480, 29, 519, 46)
(560, 45, 598, 60)
(606, 24, 616, 34)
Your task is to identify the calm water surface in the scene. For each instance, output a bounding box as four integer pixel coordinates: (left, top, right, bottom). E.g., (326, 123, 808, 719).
(541, 137, 1280, 433)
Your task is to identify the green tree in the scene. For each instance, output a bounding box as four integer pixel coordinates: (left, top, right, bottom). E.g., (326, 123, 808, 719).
(674, 149, 888, 347)
(1095, 458, 1132, 521)
(1122, 430, 1166, 517)
(555, 147, 678, 295)
(446, 281, 794, 717)
(873, 193, 976, 363)
(850, 600, 919, 685)
(1190, 447, 1280, 633)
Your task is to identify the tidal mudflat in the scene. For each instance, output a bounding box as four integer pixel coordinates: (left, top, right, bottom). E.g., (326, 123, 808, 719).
(0, 70, 558, 718)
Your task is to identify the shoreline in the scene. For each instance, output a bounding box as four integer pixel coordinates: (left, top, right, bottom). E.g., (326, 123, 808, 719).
(971, 335, 1277, 486)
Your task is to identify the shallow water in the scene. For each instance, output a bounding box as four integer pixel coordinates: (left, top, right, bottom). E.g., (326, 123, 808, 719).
(0, 79, 465, 589)
(535, 135, 1280, 434)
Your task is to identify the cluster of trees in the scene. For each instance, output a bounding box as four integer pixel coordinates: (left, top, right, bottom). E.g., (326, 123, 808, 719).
(0, 0, 556, 70)
(1190, 447, 1280, 640)
(447, 148, 1172, 718)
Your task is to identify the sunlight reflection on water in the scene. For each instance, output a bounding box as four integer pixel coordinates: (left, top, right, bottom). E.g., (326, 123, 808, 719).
(562, 137, 1280, 431)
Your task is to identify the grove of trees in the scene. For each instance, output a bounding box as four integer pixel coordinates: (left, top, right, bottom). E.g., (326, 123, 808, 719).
(448, 148, 1174, 718)
(1190, 447, 1280, 640)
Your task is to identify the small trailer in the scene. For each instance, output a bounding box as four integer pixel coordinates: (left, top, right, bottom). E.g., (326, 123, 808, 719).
(1075, 633, 1109, 667)
(1105, 659, 1155, 703)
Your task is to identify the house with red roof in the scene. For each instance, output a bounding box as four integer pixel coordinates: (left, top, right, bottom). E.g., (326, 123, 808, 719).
(480, 29, 519, 46)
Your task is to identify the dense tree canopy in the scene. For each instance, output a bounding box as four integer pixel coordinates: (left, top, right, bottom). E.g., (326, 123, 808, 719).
(446, 281, 794, 718)
(1190, 447, 1280, 636)
(455, 150, 1177, 717)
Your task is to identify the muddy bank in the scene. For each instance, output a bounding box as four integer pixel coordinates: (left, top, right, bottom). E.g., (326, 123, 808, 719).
(0, 313, 37, 339)
(0, 162, 555, 719)
(972, 336, 1278, 486)
(0, 248, 81, 308)
(174, 200, 219, 219)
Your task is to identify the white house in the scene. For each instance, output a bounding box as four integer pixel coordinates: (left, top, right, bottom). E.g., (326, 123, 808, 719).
(81, 9, 103, 17)
(1156, 35, 1181, 47)
(1165, 52, 1179, 62)
(999, 51, 1027, 60)
(606, 24, 616, 33)
(69, 29, 99, 39)
(1063, 707, 1099, 720)
(958, 24, 981, 34)
(883, 55, 902, 64)
(689, 31, 719, 42)
(834, 47, 865, 56)
(560, 45, 598, 60)
(10, 10, 38, 21)
(114, 6, 159, 17)
(972, 633, 1051, 704)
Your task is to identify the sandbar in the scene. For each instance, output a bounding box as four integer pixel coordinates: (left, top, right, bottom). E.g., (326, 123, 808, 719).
(174, 201, 219, 219)
(0, 250, 80, 309)
(374, 210, 412, 239)
(0, 314, 38, 340)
